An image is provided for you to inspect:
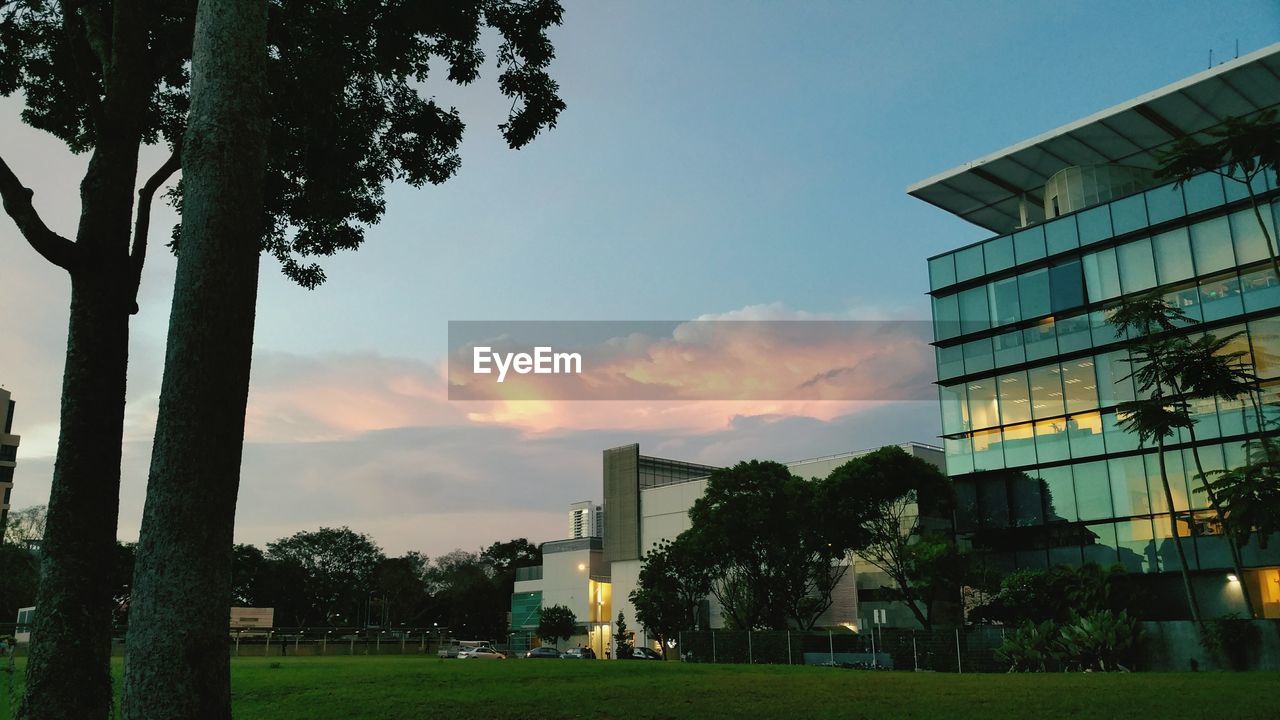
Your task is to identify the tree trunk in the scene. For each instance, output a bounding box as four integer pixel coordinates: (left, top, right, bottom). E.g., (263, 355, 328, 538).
(1184, 426, 1258, 618)
(18, 277, 129, 720)
(121, 2, 268, 719)
(1156, 439, 1202, 626)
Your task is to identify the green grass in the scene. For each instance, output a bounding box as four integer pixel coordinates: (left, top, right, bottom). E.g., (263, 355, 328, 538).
(3, 657, 1278, 719)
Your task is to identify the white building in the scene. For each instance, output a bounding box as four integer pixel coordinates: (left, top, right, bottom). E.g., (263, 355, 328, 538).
(568, 500, 603, 539)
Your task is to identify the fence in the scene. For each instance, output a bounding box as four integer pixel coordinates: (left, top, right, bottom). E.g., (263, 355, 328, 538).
(677, 627, 1008, 671)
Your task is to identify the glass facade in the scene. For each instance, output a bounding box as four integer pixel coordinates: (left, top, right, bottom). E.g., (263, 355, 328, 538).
(930, 167, 1280, 578)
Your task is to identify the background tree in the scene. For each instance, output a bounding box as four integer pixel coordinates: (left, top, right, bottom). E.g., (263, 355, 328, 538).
(127, 2, 564, 716)
(537, 604, 575, 650)
(482, 538, 541, 599)
(0, 2, 564, 716)
(262, 527, 385, 625)
(424, 550, 507, 640)
(1, 505, 46, 548)
(825, 446, 957, 630)
(0, 543, 38, 628)
(630, 535, 711, 657)
(374, 553, 431, 628)
(687, 460, 855, 630)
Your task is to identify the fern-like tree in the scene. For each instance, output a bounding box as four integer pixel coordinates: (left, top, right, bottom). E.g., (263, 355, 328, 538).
(1156, 110, 1280, 277)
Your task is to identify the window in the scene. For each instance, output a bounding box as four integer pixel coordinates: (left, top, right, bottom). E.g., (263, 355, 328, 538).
(1024, 319, 1058, 361)
(1249, 317, 1280, 379)
(929, 254, 957, 290)
(993, 329, 1026, 367)
(1083, 247, 1122, 303)
(1077, 205, 1113, 246)
(984, 236, 1015, 273)
(1241, 267, 1280, 313)
(1014, 225, 1047, 264)
(1060, 358, 1099, 414)
(1073, 460, 1113, 521)
(1028, 363, 1065, 418)
(1018, 268, 1051, 319)
(1191, 216, 1235, 275)
(958, 286, 990, 334)
(1146, 451, 1189, 514)
(936, 344, 964, 382)
(966, 378, 999, 430)
(997, 372, 1031, 425)
(973, 429, 1004, 472)
(1117, 237, 1157, 294)
(962, 337, 994, 375)
(1184, 445, 1223, 512)
(1067, 412, 1105, 459)
(1152, 227, 1194, 284)
(1108, 455, 1150, 517)
(945, 436, 973, 476)
(1002, 423, 1037, 468)
(1199, 272, 1243, 322)
(1039, 466, 1077, 522)
(939, 383, 966, 435)
(1145, 183, 1185, 225)
(955, 245, 985, 282)
(1163, 283, 1202, 323)
(1055, 313, 1092, 354)
(988, 276, 1021, 327)
(1034, 418, 1069, 463)
(1045, 216, 1079, 255)
(978, 475, 1010, 527)
(1115, 518, 1158, 573)
(1075, 461, 1116, 517)
(1049, 260, 1086, 313)
(1009, 471, 1044, 526)
(1110, 194, 1148, 236)
(932, 294, 960, 341)
(1103, 410, 1140, 453)
(1094, 350, 1134, 407)
(1230, 207, 1276, 266)
(1183, 171, 1225, 213)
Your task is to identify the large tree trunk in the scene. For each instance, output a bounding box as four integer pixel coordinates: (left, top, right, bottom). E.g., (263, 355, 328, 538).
(19, 278, 129, 720)
(121, 2, 268, 719)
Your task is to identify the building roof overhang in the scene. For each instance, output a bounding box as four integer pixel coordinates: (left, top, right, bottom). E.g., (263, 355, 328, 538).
(907, 43, 1280, 234)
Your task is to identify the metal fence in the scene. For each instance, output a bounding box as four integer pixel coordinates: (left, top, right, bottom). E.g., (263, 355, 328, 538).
(677, 627, 1009, 672)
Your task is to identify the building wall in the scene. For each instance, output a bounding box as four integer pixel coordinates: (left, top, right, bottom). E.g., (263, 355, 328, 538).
(602, 445, 640, 564)
(0, 389, 19, 534)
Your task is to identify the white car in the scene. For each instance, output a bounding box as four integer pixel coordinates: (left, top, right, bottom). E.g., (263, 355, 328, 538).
(458, 646, 506, 660)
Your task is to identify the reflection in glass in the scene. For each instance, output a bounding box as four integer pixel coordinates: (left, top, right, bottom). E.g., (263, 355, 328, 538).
(1024, 318, 1058, 361)
(1049, 259, 1086, 313)
(1230, 207, 1276, 265)
(1083, 247, 1122, 303)
(1115, 517, 1158, 573)
(1013, 225, 1046, 263)
(1110, 194, 1147, 236)
(963, 337, 994, 375)
(1082, 521, 1119, 566)
(1117, 237, 1157, 294)
(1002, 423, 1037, 468)
(993, 329, 1026, 367)
(1039, 466, 1077, 522)
(1153, 227, 1194, 284)
(1009, 471, 1044, 526)
(1060, 358, 1099, 414)
(1077, 205, 1113, 246)
(1045, 216, 1079, 255)
(966, 378, 999, 430)
(1028, 364, 1065, 418)
(1018, 268, 1051, 319)
(1073, 460, 1113, 521)
(929, 254, 956, 289)
(959, 286, 991, 333)
(1199, 272, 1243, 322)
(1145, 183, 1185, 225)
(1191, 216, 1235, 275)
(1146, 451, 1190, 514)
(998, 372, 1031, 424)
(1034, 418, 1069, 463)
(1067, 411, 1105, 459)
(1108, 455, 1150, 517)
(984, 235, 1015, 273)
(955, 244, 985, 282)
(1183, 172, 1225, 213)
(988, 276, 1021, 326)
(1241, 267, 1280, 313)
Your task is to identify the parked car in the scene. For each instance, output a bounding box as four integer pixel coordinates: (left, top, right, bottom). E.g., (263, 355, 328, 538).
(525, 646, 562, 659)
(560, 647, 596, 659)
(628, 647, 663, 660)
(458, 646, 506, 660)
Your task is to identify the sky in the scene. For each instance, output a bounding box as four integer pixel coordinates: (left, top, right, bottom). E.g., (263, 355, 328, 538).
(1, 1, 1278, 557)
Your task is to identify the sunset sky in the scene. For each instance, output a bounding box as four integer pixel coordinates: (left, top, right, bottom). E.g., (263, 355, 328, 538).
(2, 1, 1278, 556)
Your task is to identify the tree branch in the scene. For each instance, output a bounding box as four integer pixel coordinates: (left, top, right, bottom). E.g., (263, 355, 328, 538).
(61, 4, 107, 131)
(0, 154, 80, 271)
(128, 144, 181, 314)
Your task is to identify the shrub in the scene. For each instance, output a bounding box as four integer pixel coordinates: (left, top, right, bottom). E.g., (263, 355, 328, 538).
(1057, 610, 1140, 672)
(1200, 615, 1260, 671)
(995, 620, 1060, 672)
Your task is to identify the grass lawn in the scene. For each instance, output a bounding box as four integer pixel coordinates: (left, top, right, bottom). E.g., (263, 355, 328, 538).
(3, 657, 1277, 719)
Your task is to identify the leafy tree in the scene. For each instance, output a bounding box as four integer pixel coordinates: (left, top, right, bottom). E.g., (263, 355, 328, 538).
(824, 446, 957, 630)
(263, 527, 385, 625)
(1203, 436, 1280, 550)
(425, 550, 507, 640)
(0, 2, 563, 716)
(687, 460, 853, 630)
(374, 553, 431, 628)
(630, 535, 711, 657)
(1, 505, 46, 548)
(482, 538, 541, 598)
(537, 603, 576, 650)
(1156, 110, 1280, 277)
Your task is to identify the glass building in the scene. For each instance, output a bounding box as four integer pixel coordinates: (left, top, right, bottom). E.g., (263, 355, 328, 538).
(914, 44, 1280, 619)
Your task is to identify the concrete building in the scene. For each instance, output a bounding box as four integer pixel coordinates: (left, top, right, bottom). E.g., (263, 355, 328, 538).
(568, 500, 603, 539)
(0, 388, 20, 535)
(511, 537, 612, 657)
(916, 43, 1280, 618)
